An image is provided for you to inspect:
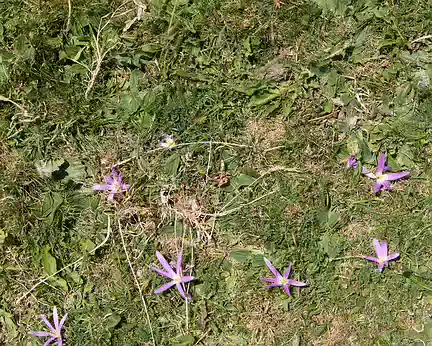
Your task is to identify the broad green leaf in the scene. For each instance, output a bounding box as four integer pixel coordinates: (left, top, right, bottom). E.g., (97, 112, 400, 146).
(164, 154, 181, 176)
(81, 239, 96, 253)
(51, 277, 69, 291)
(251, 89, 280, 106)
(232, 173, 255, 188)
(231, 250, 251, 263)
(42, 192, 63, 224)
(42, 246, 57, 275)
(105, 313, 121, 329)
(174, 335, 195, 346)
(0, 309, 17, 338)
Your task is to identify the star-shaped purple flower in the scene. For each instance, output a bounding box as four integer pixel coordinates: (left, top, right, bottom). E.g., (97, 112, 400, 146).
(362, 153, 409, 193)
(32, 306, 67, 346)
(346, 154, 359, 169)
(151, 251, 194, 300)
(364, 238, 400, 272)
(260, 258, 307, 296)
(93, 169, 130, 200)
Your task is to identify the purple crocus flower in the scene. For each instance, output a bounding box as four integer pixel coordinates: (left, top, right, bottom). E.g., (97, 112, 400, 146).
(151, 251, 194, 300)
(364, 238, 400, 272)
(93, 169, 130, 200)
(260, 258, 307, 296)
(346, 154, 359, 169)
(32, 306, 67, 346)
(362, 154, 409, 193)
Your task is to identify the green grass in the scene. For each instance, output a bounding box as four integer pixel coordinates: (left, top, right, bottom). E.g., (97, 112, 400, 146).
(1, 0, 432, 344)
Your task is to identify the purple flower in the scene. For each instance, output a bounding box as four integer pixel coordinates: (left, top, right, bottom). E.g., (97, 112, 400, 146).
(93, 169, 130, 200)
(151, 251, 194, 300)
(346, 154, 359, 169)
(260, 258, 307, 296)
(159, 134, 176, 149)
(362, 153, 409, 193)
(364, 238, 400, 272)
(32, 306, 67, 346)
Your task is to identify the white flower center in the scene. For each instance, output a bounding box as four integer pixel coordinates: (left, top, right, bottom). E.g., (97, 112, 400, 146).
(280, 277, 289, 285)
(376, 174, 386, 183)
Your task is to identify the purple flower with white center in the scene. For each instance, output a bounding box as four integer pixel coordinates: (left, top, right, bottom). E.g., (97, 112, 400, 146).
(93, 169, 130, 200)
(364, 238, 400, 272)
(32, 306, 67, 346)
(362, 153, 409, 193)
(260, 258, 307, 296)
(159, 134, 176, 149)
(151, 251, 194, 300)
(346, 154, 359, 169)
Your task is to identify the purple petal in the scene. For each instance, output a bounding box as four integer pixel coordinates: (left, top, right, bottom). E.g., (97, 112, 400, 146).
(364, 256, 379, 263)
(374, 182, 384, 193)
(40, 315, 56, 334)
(387, 252, 400, 261)
(32, 331, 53, 337)
(52, 307, 59, 329)
(112, 169, 119, 180)
(121, 183, 130, 191)
(373, 239, 387, 258)
(58, 313, 67, 330)
(104, 175, 113, 184)
(176, 283, 189, 300)
(154, 281, 176, 294)
(283, 285, 291, 296)
(44, 337, 56, 346)
(376, 153, 387, 175)
(180, 275, 194, 283)
(382, 181, 392, 191)
(156, 252, 176, 276)
(377, 263, 385, 272)
(263, 258, 282, 277)
(283, 264, 293, 279)
(362, 167, 376, 179)
(384, 172, 409, 181)
(58, 337, 63, 346)
(287, 279, 307, 287)
(108, 192, 115, 200)
(93, 184, 112, 191)
(150, 266, 172, 279)
(384, 164, 392, 172)
(176, 251, 183, 274)
(260, 277, 277, 283)
(263, 283, 281, 289)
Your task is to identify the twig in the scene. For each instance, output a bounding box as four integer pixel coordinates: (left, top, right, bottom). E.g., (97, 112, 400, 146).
(84, 9, 122, 98)
(118, 219, 155, 346)
(0, 95, 27, 114)
(411, 35, 432, 44)
(17, 215, 112, 304)
(199, 190, 277, 218)
(113, 141, 251, 167)
(66, 0, 72, 32)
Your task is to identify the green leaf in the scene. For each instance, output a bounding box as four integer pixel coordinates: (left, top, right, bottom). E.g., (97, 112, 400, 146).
(164, 154, 181, 176)
(105, 313, 121, 329)
(42, 246, 57, 275)
(251, 89, 280, 106)
(231, 173, 255, 188)
(0, 309, 17, 338)
(173, 335, 195, 346)
(42, 192, 63, 224)
(51, 277, 69, 291)
(81, 239, 96, 254)
(231, 250, 251, 263)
